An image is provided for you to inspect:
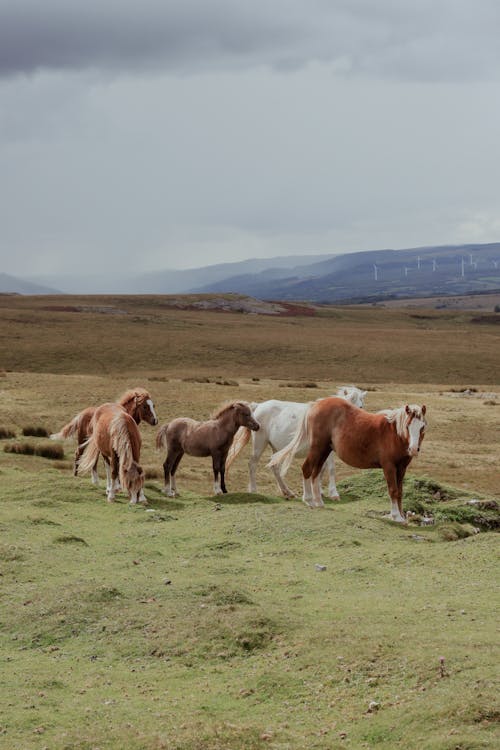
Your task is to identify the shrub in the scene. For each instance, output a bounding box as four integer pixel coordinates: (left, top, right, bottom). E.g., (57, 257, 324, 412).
(22, 425, 50, 438)
(0, 427, 16, 440)
(4, 442, 36, 456)
(494, 305, 500, 313)
(4, 442, 64, 460)
(35, 443, 65, 460)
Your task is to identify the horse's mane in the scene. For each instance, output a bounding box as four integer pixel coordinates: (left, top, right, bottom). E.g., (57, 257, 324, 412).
(211, 400, 249, 419)
(118, 387, 150, 408)
(378, 405, 426, 438)
(109, 411, 139, 471)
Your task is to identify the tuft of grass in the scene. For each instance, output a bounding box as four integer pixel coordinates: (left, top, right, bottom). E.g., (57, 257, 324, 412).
(53, 534, 88, 546)
(3, 441, 64, 459)
(0, 426, 16, 439)
(4, 441, 36, 455)
(22, 425, 50, 437)
(437, 522, 479, 541)
(279, 381, 318, 388)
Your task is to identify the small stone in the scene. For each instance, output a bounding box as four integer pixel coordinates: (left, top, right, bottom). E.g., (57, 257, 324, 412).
(315, 564, 327, 572)
(368, 701, 380, 713)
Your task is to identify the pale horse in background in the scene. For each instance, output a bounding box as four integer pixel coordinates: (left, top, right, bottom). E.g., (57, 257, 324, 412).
(225, 386, 367, 499)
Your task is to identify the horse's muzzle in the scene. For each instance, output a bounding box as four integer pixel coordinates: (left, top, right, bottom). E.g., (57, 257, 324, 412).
(251, 420, 260, 431)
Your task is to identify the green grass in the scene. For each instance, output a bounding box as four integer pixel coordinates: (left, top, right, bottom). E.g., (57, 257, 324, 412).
(1, 461, 498, 749)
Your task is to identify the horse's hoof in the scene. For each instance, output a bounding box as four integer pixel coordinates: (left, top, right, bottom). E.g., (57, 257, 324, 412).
(328, 493, 340, 501)
(302, 499, 314, 508)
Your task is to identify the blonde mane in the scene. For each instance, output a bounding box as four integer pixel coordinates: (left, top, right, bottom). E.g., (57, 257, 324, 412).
(379, 404, 426, 438)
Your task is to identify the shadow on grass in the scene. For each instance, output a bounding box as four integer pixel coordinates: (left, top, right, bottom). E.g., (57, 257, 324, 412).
(205, 492, 283, 505)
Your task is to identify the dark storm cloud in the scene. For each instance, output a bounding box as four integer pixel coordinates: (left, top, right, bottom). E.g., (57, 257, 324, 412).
(1, 0, 499, 81)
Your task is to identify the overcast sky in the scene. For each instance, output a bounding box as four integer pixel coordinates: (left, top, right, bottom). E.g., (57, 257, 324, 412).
(1, 0, 500, 278)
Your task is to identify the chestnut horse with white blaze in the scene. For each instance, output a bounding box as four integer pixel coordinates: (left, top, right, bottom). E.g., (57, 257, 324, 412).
(78, 403, 146, 504)
(269, 397, 426, 522)
(225, 385, 367, 498)
(51, 387, 158, 482)
(156, 401, 260, 496)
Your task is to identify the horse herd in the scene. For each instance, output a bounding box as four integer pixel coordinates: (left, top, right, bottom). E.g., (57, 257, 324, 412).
(51, 385, 427, 523)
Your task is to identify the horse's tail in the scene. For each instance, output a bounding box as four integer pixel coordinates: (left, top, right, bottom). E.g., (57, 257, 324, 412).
(77, 436, 100, 476)
(109, 413, 140, 488)
(268, 406, 310, 476)
(226, 427, 251, 471)
(156, 423, 169, 451)
(50, 413, 81, 441)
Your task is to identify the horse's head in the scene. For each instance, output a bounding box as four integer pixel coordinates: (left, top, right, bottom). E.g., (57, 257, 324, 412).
(138, 395, 158, 426)
(337, 385, 367, 408)
(405, 404, 427, 456)
(124, 461, 145, 503)
(120, 388, 158, 426)
(235, 402, 260, 432)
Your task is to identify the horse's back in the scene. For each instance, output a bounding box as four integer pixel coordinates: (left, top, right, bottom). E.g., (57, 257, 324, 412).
(255, 399, 308, 447)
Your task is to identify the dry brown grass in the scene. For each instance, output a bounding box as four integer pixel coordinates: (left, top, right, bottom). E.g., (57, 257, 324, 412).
(1, 293, 500, 384)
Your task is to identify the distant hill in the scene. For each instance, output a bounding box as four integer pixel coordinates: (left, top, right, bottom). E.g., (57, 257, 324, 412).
(24, 254, 336, 294)
(191, 243, 500, 303)
(0, 273, 61, 295)
(11, 242, 500, 301)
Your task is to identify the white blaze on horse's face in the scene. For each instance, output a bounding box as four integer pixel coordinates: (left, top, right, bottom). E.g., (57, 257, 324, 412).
(147, 399, 158, 426)
(406, 408, 426, 457)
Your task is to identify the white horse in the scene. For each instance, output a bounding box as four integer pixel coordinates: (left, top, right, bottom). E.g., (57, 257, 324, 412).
(225, 386, 367, 499)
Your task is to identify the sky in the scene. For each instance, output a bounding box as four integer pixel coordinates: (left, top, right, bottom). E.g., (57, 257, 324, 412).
(1, 0, 500, 279)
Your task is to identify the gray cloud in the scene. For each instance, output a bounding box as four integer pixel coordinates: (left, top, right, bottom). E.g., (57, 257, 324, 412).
(1, 1, 500, 81)
(1, 2, 500, 280)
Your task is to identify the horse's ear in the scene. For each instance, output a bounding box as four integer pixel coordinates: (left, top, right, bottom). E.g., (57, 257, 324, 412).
(405, 404, 411, 414)
(422, 404, 427, 416)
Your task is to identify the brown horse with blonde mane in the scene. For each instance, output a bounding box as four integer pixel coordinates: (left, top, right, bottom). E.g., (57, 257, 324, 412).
(156, 401, 260, 497)
(51, 387, 158, 481)
(270, 397, 427, 522)
(78, 403, 146, 504)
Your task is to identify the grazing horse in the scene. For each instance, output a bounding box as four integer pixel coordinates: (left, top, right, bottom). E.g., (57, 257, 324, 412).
(156, 401, 260, 497)
(50, 387, 158, 481)
(78, 403, 146, 504)
(269, 397, 426, 522)
(225, 386, 367, 499)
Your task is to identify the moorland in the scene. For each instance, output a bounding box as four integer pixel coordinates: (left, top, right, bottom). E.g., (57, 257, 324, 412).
(0, 293, 499, 750)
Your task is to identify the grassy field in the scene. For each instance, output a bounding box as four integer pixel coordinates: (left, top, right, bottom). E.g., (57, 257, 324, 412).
(0, 295, 499, 749)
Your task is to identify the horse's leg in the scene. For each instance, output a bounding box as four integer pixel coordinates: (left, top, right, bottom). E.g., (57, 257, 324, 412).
(396, 462, 409, 521)
(248, 431, 267, 493)
(302, 453, 320, 508)
(322, 452, 340, 500)
(307, 447, 331, 508)
(212, 453, 224, 495)
(91, 453, 100, 486)
(107, 453, 120, 502)
(383, 464, 405, 523)
(270, 461, 297, 498)
(102, 457, 115, 502)
(165, 451, 183, 497)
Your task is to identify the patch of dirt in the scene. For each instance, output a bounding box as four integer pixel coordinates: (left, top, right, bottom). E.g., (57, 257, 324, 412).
(160, 295, 316, 316)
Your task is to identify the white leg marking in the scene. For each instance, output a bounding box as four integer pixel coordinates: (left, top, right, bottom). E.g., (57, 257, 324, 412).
(325, 454, 340, 499)
(302, 476, 314, 507)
